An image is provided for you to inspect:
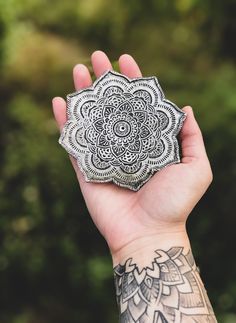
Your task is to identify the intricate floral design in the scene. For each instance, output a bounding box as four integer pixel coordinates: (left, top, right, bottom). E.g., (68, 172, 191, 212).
(114, 248, 216, 322)
(59, 71, 186, 190)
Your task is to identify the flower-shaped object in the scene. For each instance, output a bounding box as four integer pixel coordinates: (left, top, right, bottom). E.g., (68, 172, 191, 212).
(59, 71, 186, 191)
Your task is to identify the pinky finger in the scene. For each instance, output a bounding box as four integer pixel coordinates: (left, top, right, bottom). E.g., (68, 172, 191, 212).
(52, 97, 67, 131)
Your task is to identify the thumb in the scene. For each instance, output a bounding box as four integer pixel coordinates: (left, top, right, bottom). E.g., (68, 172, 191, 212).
(180, 106, 208, 163)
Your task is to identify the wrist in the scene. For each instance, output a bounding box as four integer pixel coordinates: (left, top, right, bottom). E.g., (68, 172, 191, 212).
(111, 229, 190, 267)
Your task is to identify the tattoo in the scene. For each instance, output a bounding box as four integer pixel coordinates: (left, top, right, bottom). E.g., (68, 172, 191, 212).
(114, 247, 217, 322)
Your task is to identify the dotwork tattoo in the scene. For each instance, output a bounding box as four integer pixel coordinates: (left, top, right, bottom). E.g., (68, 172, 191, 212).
(114, 247, 217, 322)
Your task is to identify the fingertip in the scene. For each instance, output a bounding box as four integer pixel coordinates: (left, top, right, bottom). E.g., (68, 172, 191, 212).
(180, 105, 200, 134)
(181, 106, 197, 127)
(52, 97, 66, 118)
(52, 97, 57, 105)
(73, 63, 87, 75)
(118, 53, 133, 62)
(119, 53, 142, 78)
(51, 96, 67, 131)
(180, 105, 207, 162)
(91, 50, 113, 77)
(73, 63, 92, 90)
(52, 96, 65, 105)
(91, 50, 106, 60)
(182, 106, 193, 114)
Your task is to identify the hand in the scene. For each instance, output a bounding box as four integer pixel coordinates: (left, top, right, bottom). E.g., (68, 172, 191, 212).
(52, 51, 213, 261)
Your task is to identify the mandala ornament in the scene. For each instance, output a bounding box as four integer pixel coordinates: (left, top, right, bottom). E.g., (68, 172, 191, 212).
(59, 71, 186, 191)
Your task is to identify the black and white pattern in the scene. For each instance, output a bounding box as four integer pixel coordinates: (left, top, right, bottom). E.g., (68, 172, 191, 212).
(114, 248, 217, 323)
(59, 71, 186, 190)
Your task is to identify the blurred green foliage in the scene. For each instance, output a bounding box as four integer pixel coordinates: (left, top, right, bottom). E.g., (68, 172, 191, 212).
(0, 0, 235, 322)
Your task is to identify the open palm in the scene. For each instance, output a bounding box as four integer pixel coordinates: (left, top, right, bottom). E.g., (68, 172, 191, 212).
(52, 51, 212, 254)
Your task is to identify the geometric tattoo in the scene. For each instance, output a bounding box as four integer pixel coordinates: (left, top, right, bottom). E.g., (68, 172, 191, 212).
(114, 247, 217, 322)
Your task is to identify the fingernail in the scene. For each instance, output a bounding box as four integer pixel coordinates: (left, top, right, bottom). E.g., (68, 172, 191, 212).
(52, 97, 58, 105)
(183, 106, 193, 114)
(73, 64, 86, 71)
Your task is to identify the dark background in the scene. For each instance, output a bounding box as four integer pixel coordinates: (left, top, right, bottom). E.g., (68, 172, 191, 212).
(0, 0, 235, 322)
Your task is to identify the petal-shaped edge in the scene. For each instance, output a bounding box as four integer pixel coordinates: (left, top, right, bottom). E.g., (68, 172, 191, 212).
(147, 135, 181, 169)
(80, 153, 115, 182)
(59, 120, 87, 159)
(81, 157, 151, 191)
(128, 77, 164, 107)
(161, 99, 186, 137)
(113, 163, 152, 191)
(155, 100, 186, 137)
(93, 71, 129, 97)
(67, 90, 97, 121)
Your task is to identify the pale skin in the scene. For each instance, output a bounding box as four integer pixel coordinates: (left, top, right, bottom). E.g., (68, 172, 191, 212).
(52, 51, 216, 321)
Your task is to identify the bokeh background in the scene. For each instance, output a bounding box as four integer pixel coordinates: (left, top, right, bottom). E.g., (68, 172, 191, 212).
(0, 0, 235, 322)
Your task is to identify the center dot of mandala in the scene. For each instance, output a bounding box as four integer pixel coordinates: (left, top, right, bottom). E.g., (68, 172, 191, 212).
(113, 120, 131, 137)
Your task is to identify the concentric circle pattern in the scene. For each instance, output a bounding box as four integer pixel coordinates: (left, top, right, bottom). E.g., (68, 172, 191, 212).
(59, 71, 186, 191)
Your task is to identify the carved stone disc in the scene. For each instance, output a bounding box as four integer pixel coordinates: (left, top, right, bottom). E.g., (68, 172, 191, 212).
(59, 71, 186, 191)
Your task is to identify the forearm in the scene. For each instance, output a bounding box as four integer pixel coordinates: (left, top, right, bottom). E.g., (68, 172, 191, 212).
(112, 232, 217, 322)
